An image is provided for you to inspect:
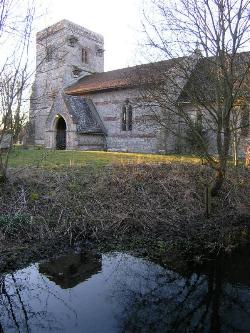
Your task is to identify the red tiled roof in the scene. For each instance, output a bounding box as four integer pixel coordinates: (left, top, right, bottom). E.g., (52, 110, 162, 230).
(64, 58, 186, 95)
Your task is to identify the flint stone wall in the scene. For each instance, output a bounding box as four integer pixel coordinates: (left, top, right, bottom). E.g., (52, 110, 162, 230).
(86, 88, 176, 153)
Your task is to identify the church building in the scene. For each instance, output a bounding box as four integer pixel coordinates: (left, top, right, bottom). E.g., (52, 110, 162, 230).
(29, 19, 250, 155)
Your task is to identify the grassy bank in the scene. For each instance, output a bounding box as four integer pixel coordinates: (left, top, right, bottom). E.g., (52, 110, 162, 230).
(8, 147, 201, 168)
(0, 156, 249, 272)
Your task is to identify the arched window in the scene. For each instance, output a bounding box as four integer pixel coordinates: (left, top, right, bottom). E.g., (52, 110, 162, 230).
(128, 105, 133, 131)
(121, 101, 133, 131)
(122, 105, 127, 131)
(196, 110, 202, 127)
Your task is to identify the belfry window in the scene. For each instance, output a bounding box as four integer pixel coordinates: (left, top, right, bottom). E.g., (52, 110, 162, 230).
(96, 45, 104, 57)
(46, 46, 53, 62)
(82, 48, 88, 63)
(121, 101, 133, 131)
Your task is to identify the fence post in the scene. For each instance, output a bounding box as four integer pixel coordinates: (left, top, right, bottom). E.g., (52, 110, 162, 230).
(205, 185, 212, 218)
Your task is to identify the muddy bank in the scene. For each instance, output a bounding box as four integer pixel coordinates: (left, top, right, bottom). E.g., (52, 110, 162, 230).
(0, 163, 249, 272)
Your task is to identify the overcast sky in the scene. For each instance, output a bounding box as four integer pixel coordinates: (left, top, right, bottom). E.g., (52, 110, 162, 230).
(37, 0, 144, 71)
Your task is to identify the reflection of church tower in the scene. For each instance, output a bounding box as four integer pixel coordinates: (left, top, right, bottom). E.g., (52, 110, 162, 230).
(39, 252, 102, 289)
(29, 19, 105, 149)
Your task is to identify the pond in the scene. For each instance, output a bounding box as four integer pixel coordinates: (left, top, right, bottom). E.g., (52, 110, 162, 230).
(0, 250, 250, 333)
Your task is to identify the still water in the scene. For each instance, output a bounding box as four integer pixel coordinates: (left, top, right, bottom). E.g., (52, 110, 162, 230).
(0, 251, 250, 333)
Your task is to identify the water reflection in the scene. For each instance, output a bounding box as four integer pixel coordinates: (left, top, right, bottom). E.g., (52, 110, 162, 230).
(0, 250, 249, 332)
(111, 254, 250, 333)
(39, 251, 102, 289)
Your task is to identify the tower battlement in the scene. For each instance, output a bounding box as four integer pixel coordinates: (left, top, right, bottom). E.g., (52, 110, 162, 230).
(37, 19, 103, 44)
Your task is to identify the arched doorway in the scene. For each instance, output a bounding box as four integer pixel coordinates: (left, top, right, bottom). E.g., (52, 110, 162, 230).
(55, 116, 66, 149)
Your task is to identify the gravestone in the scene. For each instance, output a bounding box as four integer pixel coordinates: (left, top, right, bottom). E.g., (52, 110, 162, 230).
(0, 134, 12, 150)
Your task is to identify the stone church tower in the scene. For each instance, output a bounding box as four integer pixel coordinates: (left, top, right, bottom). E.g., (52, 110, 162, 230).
(30, 20, 105, 149)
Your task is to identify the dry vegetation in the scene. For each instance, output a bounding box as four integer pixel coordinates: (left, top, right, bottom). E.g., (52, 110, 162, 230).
(0, 163, 249, 271)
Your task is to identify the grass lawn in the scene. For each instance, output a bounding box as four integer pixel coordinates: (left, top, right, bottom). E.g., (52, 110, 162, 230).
(7, 148, 202, 169)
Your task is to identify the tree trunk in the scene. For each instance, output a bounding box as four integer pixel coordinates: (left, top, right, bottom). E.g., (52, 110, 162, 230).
(0, 157, 7, 183)
(0, 173, 7, 183)
(246, 146, 250, 167)
(232, 135, 239, 167)
(211, 169, 225, 197)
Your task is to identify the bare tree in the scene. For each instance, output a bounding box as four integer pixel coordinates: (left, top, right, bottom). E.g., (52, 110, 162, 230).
(140, 0, 250, 195)
(0, 0, 35, 183)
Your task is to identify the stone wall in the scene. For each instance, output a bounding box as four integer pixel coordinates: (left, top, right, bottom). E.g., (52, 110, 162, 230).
(78, 134, 106, 150)
(86, 88, 173, 153)
(177, 103, 250, 157)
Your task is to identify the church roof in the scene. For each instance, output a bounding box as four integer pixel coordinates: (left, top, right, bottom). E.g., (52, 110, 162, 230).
(63, 94, 106, 134)
(178, 52, 250, 103)
(65, 53, 250, 102)
(64, 58, 187, 95)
